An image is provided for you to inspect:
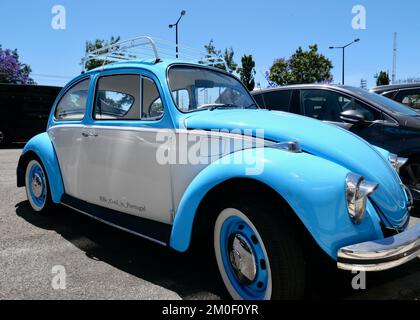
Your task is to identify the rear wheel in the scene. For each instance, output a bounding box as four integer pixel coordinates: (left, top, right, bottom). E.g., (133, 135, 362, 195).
(213, 201, 306, 300)
(25, 159, 52, 213)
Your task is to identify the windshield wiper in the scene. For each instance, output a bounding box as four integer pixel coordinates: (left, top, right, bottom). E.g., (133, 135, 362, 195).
(208, 104, 242, 111)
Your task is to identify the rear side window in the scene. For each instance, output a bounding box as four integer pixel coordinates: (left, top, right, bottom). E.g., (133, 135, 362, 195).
(261, 90, 292, 112)
(94, 74, 140, 120)
(55, 79, 90, 121)
(395, 89, 420, 110)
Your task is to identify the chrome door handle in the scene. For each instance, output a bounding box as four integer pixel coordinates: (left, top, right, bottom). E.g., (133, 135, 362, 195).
(81, 131, 98, 138)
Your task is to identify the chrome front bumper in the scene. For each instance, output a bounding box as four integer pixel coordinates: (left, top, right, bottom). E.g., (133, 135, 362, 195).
(337, 223, 420, 272)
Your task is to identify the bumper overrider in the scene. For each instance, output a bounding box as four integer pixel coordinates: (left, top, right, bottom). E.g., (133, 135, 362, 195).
(337, 223, 420, 271)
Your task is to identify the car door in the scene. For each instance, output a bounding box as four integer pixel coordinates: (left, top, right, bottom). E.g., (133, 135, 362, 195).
(76, 72, 173, 225)
(299, 89, 385, 147)
(48, 77, 91, 198)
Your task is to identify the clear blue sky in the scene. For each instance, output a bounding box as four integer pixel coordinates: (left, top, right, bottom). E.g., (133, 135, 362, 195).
(1, 0, 419, 88)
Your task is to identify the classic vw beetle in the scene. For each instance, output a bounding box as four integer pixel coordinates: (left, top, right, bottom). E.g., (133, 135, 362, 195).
(17, 37, 420, 300)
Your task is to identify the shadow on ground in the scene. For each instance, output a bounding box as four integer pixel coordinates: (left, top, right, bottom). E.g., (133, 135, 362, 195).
(15, 200, 419, 300)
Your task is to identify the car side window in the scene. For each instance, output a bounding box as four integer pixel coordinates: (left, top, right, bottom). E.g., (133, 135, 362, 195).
(262, 91, 291, 112)
(94, 74, 140, 120)
(252, 94, 265, 108)
(301, 89, 381, 122)
(395, 89, 420, 110)
(55, 78, 90, 121)
(301, 90, 342, 121)
(142, 77, 164, 119)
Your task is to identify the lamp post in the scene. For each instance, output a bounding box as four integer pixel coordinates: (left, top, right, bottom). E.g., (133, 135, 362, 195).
(169, 10, 187, 59)
(329, 38, 360, 85)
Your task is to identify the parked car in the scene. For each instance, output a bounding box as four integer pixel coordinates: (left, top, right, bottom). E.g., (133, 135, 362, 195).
(0, 84, 62, 147)
(371, 83, 420, 111)
(252, 85, 420, 207)
(17, 37, 419, 300)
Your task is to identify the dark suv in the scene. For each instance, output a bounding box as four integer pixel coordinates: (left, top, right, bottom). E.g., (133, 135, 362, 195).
(371, 83, 420, 111)
(252, 84, 420, 205)
(0, 84, 62, 147)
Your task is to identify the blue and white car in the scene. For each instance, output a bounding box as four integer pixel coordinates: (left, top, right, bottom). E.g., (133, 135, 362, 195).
(17, 37, 420, 300)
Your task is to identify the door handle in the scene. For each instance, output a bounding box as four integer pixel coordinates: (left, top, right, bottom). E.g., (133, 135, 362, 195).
(81, 131, 98, 138)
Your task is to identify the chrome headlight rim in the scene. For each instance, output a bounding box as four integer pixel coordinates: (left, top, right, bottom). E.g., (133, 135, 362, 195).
(345, 173, 379, 225)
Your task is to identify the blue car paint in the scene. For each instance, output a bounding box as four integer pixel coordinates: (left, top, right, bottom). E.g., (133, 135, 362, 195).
(21, 132, 64, 203)
(170, 147, 383, 258)
(21, 59, 407, 261)
(181, 109, 409, 229)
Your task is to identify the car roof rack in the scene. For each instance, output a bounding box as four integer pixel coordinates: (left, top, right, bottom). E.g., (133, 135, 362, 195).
(81, 36, 227, 71)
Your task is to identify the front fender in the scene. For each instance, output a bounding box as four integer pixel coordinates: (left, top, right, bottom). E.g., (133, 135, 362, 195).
(170, 148, 383, 259)
(17, 133, 64, 203)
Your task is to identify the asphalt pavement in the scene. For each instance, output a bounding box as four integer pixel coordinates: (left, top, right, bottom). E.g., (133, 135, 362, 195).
(0, 148, 419, 300)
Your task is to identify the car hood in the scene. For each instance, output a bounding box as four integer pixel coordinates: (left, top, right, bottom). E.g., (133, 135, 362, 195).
(184, 109, 408, 228)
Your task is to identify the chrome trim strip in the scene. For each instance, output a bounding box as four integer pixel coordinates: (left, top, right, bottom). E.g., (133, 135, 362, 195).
(61, 203, 168, 247)
(337, 223, 420, 272)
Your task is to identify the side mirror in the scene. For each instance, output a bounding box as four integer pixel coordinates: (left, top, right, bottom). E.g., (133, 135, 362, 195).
(340, 109, 366, 124)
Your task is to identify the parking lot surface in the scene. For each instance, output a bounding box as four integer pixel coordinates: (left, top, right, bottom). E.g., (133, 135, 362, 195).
(0, 148, 419, 300)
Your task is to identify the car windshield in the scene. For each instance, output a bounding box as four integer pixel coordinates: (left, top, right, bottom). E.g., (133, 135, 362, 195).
(346, 87, 419, 116)
(168, 65, 258, 112)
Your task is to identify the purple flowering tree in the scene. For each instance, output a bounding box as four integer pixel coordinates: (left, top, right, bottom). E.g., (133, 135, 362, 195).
(0, 45, 35, 84)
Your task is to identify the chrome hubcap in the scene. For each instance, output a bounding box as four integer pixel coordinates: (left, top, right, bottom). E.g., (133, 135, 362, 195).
(31, 173, 43, 198)
(228, 234, 257, 284)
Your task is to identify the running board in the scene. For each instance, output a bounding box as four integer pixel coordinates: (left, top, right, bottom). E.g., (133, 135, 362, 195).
(61, 194, 171, 246)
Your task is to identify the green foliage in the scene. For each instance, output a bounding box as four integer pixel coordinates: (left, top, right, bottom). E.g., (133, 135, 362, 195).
(223, 47, 237, 73)
(269, 45, 333, 86)
(376, 71, 390, 86)
(204, 39, 227, 70)
(82, 36, 121, 71)
(238, 54, 256, 91)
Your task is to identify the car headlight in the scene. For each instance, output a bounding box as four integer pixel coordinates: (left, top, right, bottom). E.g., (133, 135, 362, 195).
(346, 173, 379, 224)
(388, 154, 408, 174)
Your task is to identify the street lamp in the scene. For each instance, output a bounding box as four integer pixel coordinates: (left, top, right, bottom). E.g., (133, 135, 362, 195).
(329, 38, 360, 85)
(169, 10, 187, 59)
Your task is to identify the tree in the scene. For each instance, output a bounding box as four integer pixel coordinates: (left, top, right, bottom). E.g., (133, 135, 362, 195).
(376, 71, 390, 86)
(204, 39, 226, 70)
(268, 44, 333, 86)
(238, 54, 256, 91)
(223, 47, 237, 73)
(82, 36, 121, 71)
(0, 45, 35, 84)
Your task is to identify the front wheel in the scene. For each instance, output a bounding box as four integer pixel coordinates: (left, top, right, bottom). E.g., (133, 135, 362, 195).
(213, 202, 306, 300)
(25, 159, 52, 213)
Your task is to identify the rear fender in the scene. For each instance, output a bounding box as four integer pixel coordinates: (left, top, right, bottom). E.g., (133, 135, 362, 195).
(17, 132, 64, 203)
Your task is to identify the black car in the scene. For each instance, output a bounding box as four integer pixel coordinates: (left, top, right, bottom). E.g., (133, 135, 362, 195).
(252, 84, 420, 204)
(0, 84, 62, 147)
(371, 83, 420, 111)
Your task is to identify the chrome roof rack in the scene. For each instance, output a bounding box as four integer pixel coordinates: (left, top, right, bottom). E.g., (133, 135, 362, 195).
(82, 36, 227, 71)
